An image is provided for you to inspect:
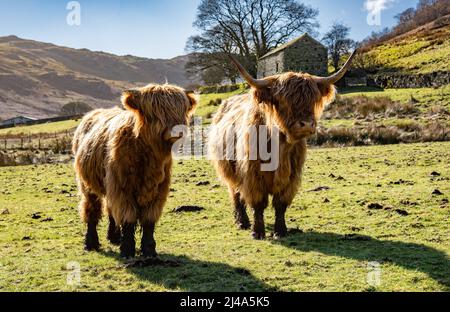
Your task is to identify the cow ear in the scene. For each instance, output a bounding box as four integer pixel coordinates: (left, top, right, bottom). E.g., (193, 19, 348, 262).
(253, 85, 275, 106)
(121, 89, 141, 111)
(185, 90, 198, 114)
(317, 82, 336, 106)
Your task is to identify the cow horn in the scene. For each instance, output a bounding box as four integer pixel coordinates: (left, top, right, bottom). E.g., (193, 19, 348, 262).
(315, 49, 359, 85)
(228, 54, 271, 89)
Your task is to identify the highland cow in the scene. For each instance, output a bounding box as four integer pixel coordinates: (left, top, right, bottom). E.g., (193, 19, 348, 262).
(208, 51, 357, 239)
(73, 83, 197, 258)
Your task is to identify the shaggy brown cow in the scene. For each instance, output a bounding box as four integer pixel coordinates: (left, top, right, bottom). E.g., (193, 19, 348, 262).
(208, 51, 357, 239)
(73, 83, 197, 258)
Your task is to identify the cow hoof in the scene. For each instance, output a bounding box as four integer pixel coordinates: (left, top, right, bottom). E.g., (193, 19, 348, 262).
(107, 230, 121, 246)
(142, 248, 158, 258)
(84, 233, 100, 251)
(120, 244, 136, 259)
(252, 231, 265, 240)
(274, 223, 287, 239)
(120, 250, 136, 259)
(237, 220, 251, 230)
(84, 240, 100, 251)
(273, 232, 287, 240)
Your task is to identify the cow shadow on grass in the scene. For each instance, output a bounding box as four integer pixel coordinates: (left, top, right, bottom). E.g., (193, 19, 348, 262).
(101, 250, 275, 292)
(272, 230, 450, 289)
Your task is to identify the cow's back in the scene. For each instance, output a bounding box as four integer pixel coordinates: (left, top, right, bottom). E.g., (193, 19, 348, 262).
(208, 94, 257, 188)
(73, 107, 128, 195)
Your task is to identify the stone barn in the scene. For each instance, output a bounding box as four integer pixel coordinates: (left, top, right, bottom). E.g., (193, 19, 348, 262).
(257, 33, 328, 78)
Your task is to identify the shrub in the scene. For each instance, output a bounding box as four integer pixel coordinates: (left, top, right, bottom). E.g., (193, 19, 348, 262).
(0, 151, 16, 166)
(309, 121, 449, 147)
(356, 97, 391, 117)
(207, 98, 222, 106)
(49, 136, 72, 154)
(427, 105, 449, 116)
(421, 122, 450, 142)
(198, 83, 248, 94)
(366, 126, 402, 145)
(311, 127, 363, 147)
(325, 95, 420, 119)
(393, 120, 421, 132)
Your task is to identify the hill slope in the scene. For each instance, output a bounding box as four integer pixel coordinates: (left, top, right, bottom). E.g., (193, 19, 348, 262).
(362, 15, 450, 75)
(0, 36, 200, 119)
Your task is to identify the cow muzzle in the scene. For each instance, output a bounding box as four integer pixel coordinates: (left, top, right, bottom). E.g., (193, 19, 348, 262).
(293, 120, 317, 137)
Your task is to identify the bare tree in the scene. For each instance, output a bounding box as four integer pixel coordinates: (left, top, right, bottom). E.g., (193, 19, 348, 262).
(186, 53, 239, 84)
(186, 0, 319, 81)
(322, 22, 355, 72)
(395, 8, 416, 24)
(61, 102, 92, 116)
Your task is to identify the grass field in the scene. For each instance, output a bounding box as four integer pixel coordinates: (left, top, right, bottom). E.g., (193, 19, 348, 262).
(0, 142, 448, 291)
(0, 120, 80, 136)
(341, 85, 450, 111)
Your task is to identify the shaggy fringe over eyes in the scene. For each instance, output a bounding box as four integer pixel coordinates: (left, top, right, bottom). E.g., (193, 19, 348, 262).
(252, 73, 336, 122)
(121, 84, 196, 137)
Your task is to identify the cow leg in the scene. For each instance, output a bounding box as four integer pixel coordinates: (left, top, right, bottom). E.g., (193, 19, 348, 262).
(107, 215, 121, 246)
(120, 222, 136, 258)
(141, 222, 157, 258)
(232, 191, 250, 230)
(251, 200, 268, 240)
(80, 192, 102, 251)
(273, 198, 288, 239)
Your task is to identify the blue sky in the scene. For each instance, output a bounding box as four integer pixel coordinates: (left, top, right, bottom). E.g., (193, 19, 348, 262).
(0, 0, 418, 59)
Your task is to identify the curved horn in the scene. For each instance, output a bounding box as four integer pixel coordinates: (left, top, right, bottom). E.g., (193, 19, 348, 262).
(228, 54, 270, 89)
(315, 49, 359, 85)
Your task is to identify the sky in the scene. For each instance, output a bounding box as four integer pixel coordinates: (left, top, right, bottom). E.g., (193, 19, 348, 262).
(0, 0, 419, 59)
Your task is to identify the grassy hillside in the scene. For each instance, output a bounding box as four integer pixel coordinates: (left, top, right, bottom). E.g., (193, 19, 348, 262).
(363, 17, 450, 74)
(0, 142, 448, 291)
(0, 35, 200, 119)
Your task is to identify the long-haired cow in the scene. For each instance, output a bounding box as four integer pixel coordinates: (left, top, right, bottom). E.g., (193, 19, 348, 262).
(208, 51, 357, 239)
(73, 83, 197, 257)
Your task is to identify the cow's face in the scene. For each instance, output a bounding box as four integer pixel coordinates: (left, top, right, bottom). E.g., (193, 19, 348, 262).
(252, 73, 336, 142)
(229, 50, 357, 143)
(121, 84, 197, 142)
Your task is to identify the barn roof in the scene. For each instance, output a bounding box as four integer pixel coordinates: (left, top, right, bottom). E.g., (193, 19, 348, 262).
(1, 116, 37, 123)
(259, 33, 324, 60)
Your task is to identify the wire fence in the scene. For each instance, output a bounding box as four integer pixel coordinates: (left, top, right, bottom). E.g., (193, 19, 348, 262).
(0, 129, 75, 152)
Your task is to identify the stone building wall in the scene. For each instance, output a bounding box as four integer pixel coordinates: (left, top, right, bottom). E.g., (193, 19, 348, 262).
(283, 38, 328, 76)
(367, 71, 450, 88)
(257, 34, 328, 78)
(257, 52, 284, 78)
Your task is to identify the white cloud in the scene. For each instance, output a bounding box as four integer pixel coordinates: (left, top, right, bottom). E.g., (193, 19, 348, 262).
(364, 0, 396, 26)
(364, 0, 395, 15)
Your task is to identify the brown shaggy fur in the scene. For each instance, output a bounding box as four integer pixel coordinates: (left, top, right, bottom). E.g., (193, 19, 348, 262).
(208, 72, 336, 239)
(73, 83, 197, 257)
